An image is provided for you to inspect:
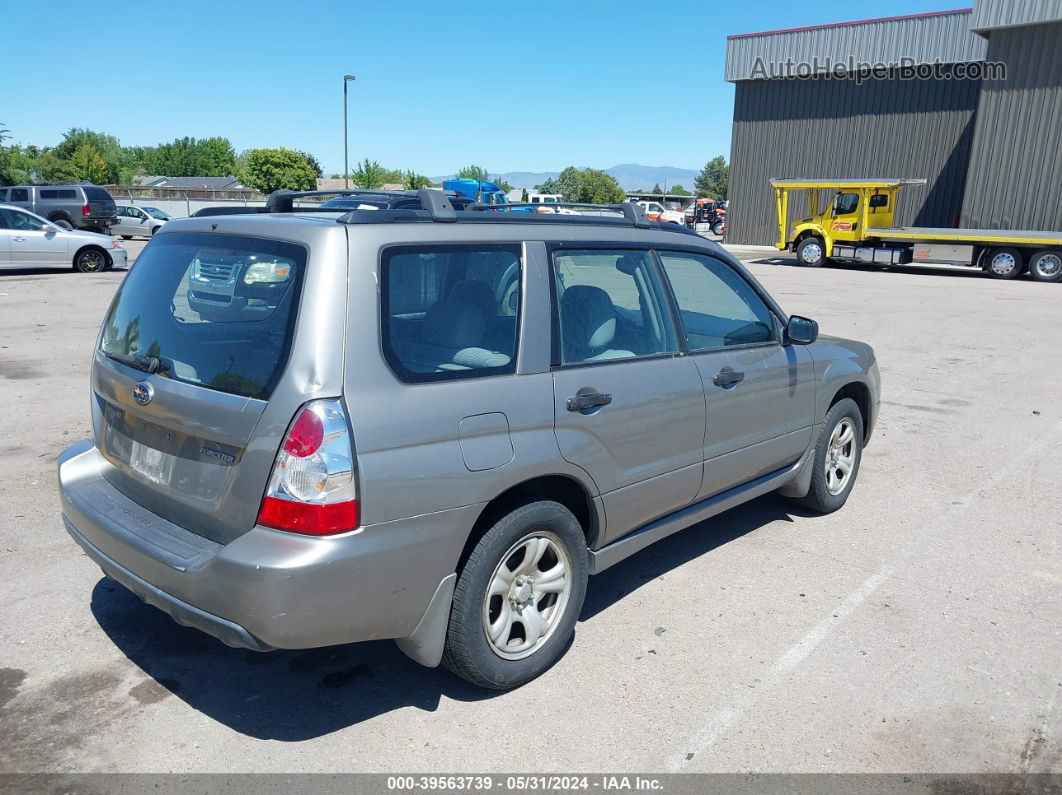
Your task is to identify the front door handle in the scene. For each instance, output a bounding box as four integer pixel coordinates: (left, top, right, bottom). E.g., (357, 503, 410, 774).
(12, 236, 25, 242)
(712, 368, 745, 388)
(566, 391, 613, 412)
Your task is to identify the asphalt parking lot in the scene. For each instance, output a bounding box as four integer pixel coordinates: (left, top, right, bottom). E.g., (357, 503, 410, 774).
(1, 242, 1059, 775)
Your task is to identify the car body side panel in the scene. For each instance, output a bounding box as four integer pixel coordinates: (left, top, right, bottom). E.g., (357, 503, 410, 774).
(807, 335, 881, 442)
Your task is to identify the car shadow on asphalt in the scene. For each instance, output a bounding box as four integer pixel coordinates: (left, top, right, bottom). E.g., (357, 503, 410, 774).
(581, 493, 803, 620)
(89, 494, 804, 741)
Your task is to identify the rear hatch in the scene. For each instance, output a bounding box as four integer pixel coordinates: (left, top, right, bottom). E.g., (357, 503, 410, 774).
(93, 231, 308, 544)
(83, 186, 117, 221)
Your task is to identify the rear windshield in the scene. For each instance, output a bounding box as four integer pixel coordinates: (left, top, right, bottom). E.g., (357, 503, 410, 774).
(83, 186, 114, 201)
(100, 232, 307, 399)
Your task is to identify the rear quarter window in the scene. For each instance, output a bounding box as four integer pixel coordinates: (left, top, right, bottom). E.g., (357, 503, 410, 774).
(381, 243, 521, 383)
(100, 233, 307, 399)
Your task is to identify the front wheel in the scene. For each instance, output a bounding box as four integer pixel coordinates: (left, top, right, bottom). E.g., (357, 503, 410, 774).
(73, 247, 108, 273)
(791, 398, 864, 514)
(443, 501, 588, 689)
(796, 236, 827, 267)
(711, 221, 725, 236)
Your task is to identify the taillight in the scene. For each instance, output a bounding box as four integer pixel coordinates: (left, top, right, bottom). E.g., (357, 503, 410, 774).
(257, 399, 358, 536)
(81, 203, 91, 217)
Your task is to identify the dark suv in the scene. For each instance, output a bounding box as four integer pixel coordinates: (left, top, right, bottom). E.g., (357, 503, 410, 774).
(0, 184, 118, 232)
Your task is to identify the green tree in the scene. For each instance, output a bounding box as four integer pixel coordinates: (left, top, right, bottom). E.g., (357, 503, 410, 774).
(695, 156, 729, 199)
(296, 150, 323, 178)
(670, 184, 691, 196)
(54, 128, 123, 182)
(521, 188, 529, 202)
(534, 177, 560, 194)
(148, 136, 236, 177)
(651, 182, 663, 194)
(404, 170, 432, 190)
(70, 144, 110, 184)
(351, 158, 387, 189)
(0, 124, 12, 185)
(456, 164, 490, 181)
(33, 150, 78, 183)
(578, 168, 626, 204)
(238, 148, 317, 193)
(556, 166, 583, 203)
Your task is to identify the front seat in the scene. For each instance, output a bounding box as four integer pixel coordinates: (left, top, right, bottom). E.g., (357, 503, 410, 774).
(559, 285, 635, 363)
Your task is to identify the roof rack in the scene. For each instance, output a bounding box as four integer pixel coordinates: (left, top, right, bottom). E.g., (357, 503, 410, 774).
(471, 201, 651, 228)
(264, 187, 452, 213)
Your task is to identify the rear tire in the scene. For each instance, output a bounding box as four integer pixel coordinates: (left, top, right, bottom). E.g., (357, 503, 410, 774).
(1028, 249, 1062, 283)
(53, 218, 74, 230)
(796, 236, 827, 267)
(442, 500, 588, 689)
(791, 398, 864, 514)
(984, 247, 1024, 280)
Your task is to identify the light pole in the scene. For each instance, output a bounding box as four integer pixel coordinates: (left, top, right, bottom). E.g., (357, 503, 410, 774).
(343, 74, 356, 188)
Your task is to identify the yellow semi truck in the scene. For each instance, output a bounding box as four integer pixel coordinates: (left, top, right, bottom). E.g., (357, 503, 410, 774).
(772, 178, 1062, 283)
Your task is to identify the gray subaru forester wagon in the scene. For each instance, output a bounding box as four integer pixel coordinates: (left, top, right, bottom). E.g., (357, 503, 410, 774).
(58, 189, 880, 689)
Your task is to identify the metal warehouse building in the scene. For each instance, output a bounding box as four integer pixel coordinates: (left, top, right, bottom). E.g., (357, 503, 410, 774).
(725, 0, 1062, 246)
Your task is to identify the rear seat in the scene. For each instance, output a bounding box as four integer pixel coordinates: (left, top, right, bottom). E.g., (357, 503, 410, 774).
(396, 297, 512, 373)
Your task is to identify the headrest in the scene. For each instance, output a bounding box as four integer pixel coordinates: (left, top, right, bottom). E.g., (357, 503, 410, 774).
(422, 298, 487, 349)
(450, 279, 495, 320)
(561, 285, 616, 350)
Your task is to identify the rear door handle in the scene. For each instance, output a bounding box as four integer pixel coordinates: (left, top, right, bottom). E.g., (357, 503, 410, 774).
(566, 392, 613, 412)
(712, 368, 745, 388)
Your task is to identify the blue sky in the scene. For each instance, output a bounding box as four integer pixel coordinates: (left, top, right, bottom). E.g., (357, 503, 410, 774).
(4, 0, 971, 176)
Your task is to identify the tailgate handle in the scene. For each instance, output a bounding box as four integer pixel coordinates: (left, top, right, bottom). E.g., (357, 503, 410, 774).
(567, 392, 613, 412)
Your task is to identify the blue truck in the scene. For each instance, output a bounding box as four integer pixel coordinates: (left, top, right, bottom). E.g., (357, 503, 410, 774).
(442, 179, 511, 206)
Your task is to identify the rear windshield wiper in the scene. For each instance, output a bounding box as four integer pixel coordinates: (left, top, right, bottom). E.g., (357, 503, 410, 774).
(104, 351, 168, 375)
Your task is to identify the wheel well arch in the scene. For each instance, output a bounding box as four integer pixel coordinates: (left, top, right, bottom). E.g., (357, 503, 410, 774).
(458, 475, 598, 572)
(72, 244, 111, 268)
(793, 228, 824, 248)
(47, 210, 74, 223)
(829, 381, 871, 442)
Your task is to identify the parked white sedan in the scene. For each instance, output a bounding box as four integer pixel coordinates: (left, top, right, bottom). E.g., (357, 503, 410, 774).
(113, 204, 169, 239)
(0, 205, 128, 272)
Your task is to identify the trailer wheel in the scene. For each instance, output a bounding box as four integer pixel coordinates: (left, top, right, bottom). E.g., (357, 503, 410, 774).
(1028, 250, 1062, 283)
(984, 247, 1024, 280)
(796, 237, 827, 267)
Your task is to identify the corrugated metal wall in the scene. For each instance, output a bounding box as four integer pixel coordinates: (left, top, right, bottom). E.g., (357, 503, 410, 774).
(960, 22, 1062, 230)
(970, 0, 1062, 32)
(725, 11, 986, 82)
(727, 73, 982, 245)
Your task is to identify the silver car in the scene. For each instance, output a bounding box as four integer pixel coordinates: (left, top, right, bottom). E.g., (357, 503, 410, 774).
(58, 190, 879, 689)
(113, 204, 170, 239)
(0, 204, 128, 272)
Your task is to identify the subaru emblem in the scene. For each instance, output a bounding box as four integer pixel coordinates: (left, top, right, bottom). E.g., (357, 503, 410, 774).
(132, 381, 154, 406)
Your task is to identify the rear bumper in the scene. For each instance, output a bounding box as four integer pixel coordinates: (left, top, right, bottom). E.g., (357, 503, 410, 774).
(58, 441, 474, 652)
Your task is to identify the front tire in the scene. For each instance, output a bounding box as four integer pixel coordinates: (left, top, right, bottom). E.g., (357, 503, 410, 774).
(443, 501, 588, 689)
(73, 247, 108, 273)
(791, 398, 864, 514)
(796, 236, 827, 267)
(711, 220, 725, 236)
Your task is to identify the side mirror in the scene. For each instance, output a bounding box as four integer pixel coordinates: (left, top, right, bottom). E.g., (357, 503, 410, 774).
(785, 315, 818, 345)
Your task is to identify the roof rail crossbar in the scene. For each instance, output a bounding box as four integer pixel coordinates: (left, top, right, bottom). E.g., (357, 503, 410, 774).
(263, 187, 457, 213)
(470, 201, 651, 228)
(417, 189, 457, 221)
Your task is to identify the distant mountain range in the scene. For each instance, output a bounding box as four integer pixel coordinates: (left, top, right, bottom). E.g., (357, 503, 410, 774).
(431, 163, 699, 191)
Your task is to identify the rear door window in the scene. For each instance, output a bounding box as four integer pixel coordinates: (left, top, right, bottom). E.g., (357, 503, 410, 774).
(381, 243, 521, 382)
(9, 188, 28, 202)
(100, 232, 306, 399)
